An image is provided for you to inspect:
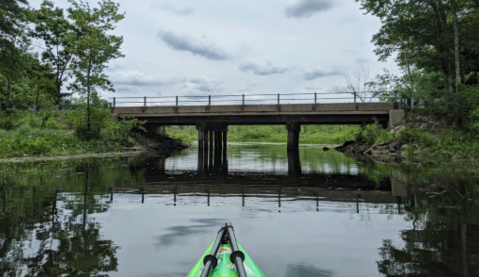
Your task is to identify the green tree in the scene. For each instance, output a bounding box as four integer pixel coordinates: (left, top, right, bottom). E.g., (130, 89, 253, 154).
(0, 0, 30, 108)
(0, 0, 28, 37)
(67, 0, 124, 139)
(356, 0, 479, 90)
(33, 0, 76, 106)
(357, 0, 479, 127)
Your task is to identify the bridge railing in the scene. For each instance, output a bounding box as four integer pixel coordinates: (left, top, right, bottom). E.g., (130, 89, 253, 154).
(109, 91, 398, 108)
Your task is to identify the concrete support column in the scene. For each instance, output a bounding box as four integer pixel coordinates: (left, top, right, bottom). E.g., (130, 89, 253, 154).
(203, 130, 209, 170)
(197, 129, 204, 172)
(214, 131, 222, 171)
(287, 149, 301, 178)
(222, 138, 228, 173)
(197, 128, 204, 151)
(209, 130, 214, 169)
(222, 131, 227, 149)
(286, 122, 301, 151)
(196, 123, 229, 174)
(215, 131, 222, 150)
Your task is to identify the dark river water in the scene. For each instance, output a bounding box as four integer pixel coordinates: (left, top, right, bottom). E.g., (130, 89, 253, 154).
(1, 143, 479, 277)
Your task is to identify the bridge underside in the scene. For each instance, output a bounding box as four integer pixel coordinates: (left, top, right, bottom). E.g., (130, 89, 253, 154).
(111, 102, 404, 151)
(138, 113, 390, 126)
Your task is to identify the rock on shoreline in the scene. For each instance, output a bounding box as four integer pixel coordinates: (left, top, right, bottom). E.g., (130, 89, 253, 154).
(335, 140, 410, 156)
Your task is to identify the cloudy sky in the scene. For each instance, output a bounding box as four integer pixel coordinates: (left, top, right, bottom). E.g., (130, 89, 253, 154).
(29, 0, 398, 102)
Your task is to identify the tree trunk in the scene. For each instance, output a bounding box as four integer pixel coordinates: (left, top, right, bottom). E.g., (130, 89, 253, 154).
(403, 51, 415, 108)
(452, 0, 462, 88)
(437, 0, 453, 92)
(87, 59, 91, 135)
(55, 83, 61, 106)
(6, 78, 12, 108)
(35, 88, 40, 107)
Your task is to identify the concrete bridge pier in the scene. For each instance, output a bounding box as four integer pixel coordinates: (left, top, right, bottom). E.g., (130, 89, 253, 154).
(287, 149, 302, 178)
(286, 122, 302, 177)
(286, 122, 301, 151)
(196, 124, 228, 174)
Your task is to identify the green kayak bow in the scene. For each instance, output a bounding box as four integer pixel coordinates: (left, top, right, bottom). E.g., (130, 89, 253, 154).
(187, 222, 266, 277)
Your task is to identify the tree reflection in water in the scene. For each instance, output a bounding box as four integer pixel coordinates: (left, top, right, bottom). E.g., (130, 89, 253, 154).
(0, 163, 119, 277)
(377, 181, 479, 277)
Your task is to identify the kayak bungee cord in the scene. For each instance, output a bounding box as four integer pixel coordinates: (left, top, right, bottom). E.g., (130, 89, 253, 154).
(200, 223, 228, 277)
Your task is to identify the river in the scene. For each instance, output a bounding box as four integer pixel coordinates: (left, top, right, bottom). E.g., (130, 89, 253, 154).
(0, 143, 478, 277)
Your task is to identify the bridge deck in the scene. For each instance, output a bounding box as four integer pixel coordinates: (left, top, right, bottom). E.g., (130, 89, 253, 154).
(111, 102, 401, 125)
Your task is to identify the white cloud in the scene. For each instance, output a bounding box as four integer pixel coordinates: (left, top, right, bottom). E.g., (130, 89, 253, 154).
(183, 77, 225, 93)
(285, 0, 337, 18)
(158, 30, 228, 60)
(239, 60, 290, 76)
(150, 2, 194, 16)
(303, 68, 340, 81)
(111, 70, 180, 87)
(355, 58, 370, 63)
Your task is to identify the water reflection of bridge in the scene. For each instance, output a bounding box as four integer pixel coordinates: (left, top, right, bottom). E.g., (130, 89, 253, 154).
(110, 168, 407, 213)
(108, 145, 415, 211)
(111, 182, 403, 208)
(145, 147, 336, 178)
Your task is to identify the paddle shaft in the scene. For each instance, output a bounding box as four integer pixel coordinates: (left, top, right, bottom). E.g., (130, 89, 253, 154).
(226, 223, 247, 277)
(200, 224, 227, 277)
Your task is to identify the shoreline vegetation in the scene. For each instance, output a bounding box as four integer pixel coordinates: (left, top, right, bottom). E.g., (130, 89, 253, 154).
(0, 108, 188, 159)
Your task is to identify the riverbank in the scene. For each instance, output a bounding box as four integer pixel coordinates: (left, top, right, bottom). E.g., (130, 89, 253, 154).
(335, 113, 479, 161)
(0, 127, 189, 159)
(0, 109, 189, 159)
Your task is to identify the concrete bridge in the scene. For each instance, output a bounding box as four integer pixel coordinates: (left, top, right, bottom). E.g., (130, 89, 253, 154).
(110, 92, 405, 152)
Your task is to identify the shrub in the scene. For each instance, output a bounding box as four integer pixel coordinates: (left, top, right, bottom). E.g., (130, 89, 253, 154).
(395, 126, 434, 147)
(354, 121, 390, 144)
(104, 117, 146, 144)
(427, 85, 479, 128)
(0, 110, 23, 130)
(68, 106, 111, 140)
(45, 117, 60, 129)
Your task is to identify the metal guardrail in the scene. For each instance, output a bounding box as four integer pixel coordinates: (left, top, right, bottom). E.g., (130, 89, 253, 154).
(109, 91, 398, 108)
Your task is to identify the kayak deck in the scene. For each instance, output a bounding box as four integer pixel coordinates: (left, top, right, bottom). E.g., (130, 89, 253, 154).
(187, 224, 266, 277)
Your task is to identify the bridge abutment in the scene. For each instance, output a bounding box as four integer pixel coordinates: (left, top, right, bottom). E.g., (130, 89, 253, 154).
(146, 125, 166, 135)
(388, 110, 405, 129)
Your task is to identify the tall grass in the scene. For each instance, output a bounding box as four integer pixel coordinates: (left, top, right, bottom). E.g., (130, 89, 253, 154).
(0, 125, 122, 158)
